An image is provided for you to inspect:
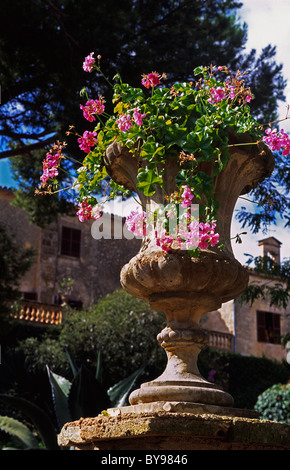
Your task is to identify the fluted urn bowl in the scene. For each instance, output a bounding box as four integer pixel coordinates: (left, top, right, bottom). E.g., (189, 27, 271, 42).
(104, 132, 274, 409)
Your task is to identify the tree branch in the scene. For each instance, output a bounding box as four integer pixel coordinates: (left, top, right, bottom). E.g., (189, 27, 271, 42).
(0, 136, 56, 159)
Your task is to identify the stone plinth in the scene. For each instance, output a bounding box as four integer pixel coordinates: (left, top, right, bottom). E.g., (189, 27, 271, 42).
(58, 403, 290, 450)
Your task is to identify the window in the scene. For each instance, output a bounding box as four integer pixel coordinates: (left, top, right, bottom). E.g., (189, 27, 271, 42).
(22, 292, 37, 301)
(257, 311, 281, 344)
(61, 226, 81, 257)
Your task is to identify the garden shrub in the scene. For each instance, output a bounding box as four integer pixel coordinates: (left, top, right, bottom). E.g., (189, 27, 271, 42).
(19, 289, 166, 388)
(254, 383, 290, 423)
(198, 348, 290, 409)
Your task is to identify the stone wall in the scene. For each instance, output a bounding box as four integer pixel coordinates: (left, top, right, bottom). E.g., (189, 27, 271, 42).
(0, 188, 141, 307)
(0, 188, 42, 297)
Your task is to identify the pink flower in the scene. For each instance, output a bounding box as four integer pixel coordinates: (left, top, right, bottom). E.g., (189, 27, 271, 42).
(83, 52, 95, 72)
(262, 127, 290, 154)
(156, 230, 175, 252)
(77, 200, 102, 222)
(40, 150, 62, 183)
(78, 130, 98, 153)
(209, 232, 220, 247)
(80, 98, 105, 122)
(198, 233, 210, 250)
(209, 87, 225, 104)
(245, 93, 253, 103)
(141, 72, 163, 89)
(117, 113, 133, 132)
(198, 222, 219, 250)
(228, 86, 236, 100)
(181, 185, 194, 208)
(133, 107, 146, 126)
(126, 208, 147, 237)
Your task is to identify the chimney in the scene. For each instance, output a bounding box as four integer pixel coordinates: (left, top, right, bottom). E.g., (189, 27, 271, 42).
(258, 237, 282, 265)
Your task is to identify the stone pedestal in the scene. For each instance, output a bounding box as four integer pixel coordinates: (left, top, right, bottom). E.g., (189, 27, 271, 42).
(58, 403, 290, 450)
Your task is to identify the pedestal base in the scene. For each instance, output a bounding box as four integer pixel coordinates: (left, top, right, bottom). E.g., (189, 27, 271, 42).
(58, 402, 290, 450)
(129, 380, 234, 407)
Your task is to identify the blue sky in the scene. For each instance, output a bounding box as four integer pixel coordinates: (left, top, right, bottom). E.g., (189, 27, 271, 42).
(0, 0, 289, 263)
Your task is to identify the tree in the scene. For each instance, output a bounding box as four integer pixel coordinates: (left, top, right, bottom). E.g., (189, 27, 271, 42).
(0, 0, 286, 224)
(0, 223, 35, 335)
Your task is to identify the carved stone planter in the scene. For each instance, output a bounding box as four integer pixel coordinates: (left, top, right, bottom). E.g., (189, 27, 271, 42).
(104, 133, 274, 409)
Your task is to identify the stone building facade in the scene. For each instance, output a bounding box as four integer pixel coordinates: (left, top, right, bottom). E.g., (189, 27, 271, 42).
(0, 187, 141, 307)
(1, 187, 289, 362)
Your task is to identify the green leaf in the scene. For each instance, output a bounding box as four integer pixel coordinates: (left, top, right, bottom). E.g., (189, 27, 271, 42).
(107, 363, 147, 408)
(95, 350, 103, 384)
(66, 350, 79, 378)
(137, 168, 163, 196)
(68, 365, 111, 420)
(0, 394, 58, 450)
(46, 366, 72, 429)
(0, 415, 39, 449)
(194, 66, 208, 76)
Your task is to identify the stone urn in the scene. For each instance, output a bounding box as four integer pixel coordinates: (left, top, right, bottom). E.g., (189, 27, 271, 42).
(104, 132, 274, 410)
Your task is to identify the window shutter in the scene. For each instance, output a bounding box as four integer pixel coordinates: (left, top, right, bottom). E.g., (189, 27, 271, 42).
(257, 311, 266, 342)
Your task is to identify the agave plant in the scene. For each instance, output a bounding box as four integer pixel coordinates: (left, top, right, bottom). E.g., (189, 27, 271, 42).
(0, 352, 146, 450)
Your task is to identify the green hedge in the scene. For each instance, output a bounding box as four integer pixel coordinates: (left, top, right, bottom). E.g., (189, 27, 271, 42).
(198, 348, 290, 409)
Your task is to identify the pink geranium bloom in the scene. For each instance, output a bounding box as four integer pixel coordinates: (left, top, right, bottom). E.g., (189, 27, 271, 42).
(77, 199, 102, 222)
(126, 208, 147, 236)
(117, 113, 133, 132)
(78, 130, 98, 153)
(133, 107, 146, 126)
(181, 185, 194, 208)
(209, 232, 220, 247)
(245, 93, 253, 103)
(209, 87, 225, 103)
(141, 72, 161, 89)
(198, 234, 210, 250)
(83, 52, 95, 72)
(80, 98, 105, 122)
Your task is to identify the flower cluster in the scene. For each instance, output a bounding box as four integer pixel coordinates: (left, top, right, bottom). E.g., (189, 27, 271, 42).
(116, 107, 146, 132)
(82, 52, 101, 72)
(208, 69, 254, 105)
(36, 54, 290, 257)
(76, 199, 103, 222)
(141, 72, 166, 89)
(82, 52, 95, 72)
(262, 128, 290, 156)
(39, 141, 65, 187)
(80, 97, 105, 122)
(77, 130, 98, 153)
(125, 185, 220, 254)
(125, 207, 147, 237)
(125, 205, 219, 254)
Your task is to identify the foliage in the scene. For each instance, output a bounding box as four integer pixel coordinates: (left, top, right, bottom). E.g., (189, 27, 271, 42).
(68, 64, 259, 206)
(0, 223, 34, 306)
(254, 383, 290, 424)
(38, 59, 287, 256)
(198, 348, 290, 409)
(18, 290, 166, 387)
(0, 353, 146, 450)
(239, 254, 290, 345)
(0, 415, 41, 450)
(0, 222, 35, 336)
